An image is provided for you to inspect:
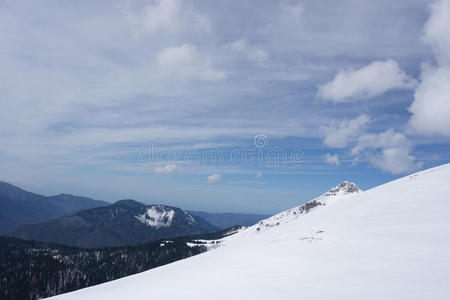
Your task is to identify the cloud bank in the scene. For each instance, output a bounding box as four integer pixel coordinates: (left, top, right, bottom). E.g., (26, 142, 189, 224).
(408, 0, 450, 137)
(0, 0, 446, 207)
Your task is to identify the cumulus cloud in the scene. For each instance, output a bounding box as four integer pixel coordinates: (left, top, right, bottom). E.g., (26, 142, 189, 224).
(325, 153, 340, 166)
(407, 0, 450, 137)
(154, 164, 177, 174)
(207, 174, 222, 184)
(352, 130, 421, 174)
(157, 44, 225, 81)
(318, 59, 417, 102)
(323, 114, 370, 148)
(126, 0, 210, 37)
(227, 38, 269, 65)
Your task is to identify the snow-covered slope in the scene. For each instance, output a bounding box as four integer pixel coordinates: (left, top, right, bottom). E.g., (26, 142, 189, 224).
(50, 164, 450, 300)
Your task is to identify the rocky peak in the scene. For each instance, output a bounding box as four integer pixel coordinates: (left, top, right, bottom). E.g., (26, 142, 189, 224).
(324, 181, 360, 196)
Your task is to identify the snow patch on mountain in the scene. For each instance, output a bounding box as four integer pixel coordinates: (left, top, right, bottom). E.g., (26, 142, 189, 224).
(135, 206, 175, 228)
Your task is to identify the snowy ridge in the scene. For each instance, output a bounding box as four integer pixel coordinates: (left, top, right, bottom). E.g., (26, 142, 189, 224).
(51, 163, 450, 300)
(135, 206, 175, 228)
(255, 181, 360, 229)
(222, 181, 360, 242)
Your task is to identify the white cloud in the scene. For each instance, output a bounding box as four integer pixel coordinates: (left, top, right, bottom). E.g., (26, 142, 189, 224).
(157, 44, 225, 81)
(369, 148, 421, 175)
(407, 0, 450, 137)
(207, 174, 222, 184)
(323, 114, 370, 148)
(256, 172, 263, 178)
(352, 130, 421, 174)
(227, 38, 269, 65)
(154, 164, 177, 174)
(318, 59, 417, 102)
(325, 153, 340, 166)
(408, 66, 450, 136)
(422, 0, 450, 66)
(126, 0, 210, 37)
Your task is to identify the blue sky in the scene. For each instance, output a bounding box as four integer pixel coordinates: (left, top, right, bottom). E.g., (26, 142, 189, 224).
(1, 0, 449, 214)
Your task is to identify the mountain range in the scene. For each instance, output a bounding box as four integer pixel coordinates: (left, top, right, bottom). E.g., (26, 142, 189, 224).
(0, 181, 109, 232)
(0, 182, 269, 236)
(50, 163, 450, 300)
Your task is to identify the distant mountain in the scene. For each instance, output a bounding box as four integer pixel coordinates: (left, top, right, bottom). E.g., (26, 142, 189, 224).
(10, 200, 218, 248)
(0, 182, 109, 232)
(188, 211, 270, 228)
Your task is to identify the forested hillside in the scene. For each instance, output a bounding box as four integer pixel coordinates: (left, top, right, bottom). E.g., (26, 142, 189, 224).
(0, 236, 206, 300)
